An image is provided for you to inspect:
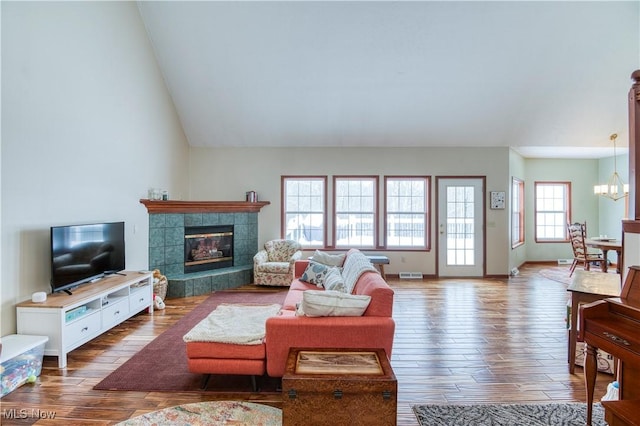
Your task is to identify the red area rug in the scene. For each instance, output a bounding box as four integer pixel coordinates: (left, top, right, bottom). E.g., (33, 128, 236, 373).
(94, 290, 286, 393)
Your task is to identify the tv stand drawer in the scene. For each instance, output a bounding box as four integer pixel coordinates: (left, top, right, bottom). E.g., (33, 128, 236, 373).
(130, 286, 151, 313)
(102, 298, 130, 329)
(65, 310, 101, 348)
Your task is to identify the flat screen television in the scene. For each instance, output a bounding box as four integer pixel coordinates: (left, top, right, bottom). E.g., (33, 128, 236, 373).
(50, 221, 125, 294)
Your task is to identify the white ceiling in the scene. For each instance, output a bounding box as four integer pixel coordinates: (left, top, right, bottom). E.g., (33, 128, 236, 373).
(137, 1, 639, 159)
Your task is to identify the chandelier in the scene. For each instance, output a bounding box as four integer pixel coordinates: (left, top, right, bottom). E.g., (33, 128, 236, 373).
(594, 133, 629, 201)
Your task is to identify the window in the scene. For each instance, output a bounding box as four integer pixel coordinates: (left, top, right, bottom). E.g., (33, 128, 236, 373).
(385, 177, 429, 249)
(282, 176, 327, 247)
(446, 185, 477, 265)
(334, 176, 378, 248)
(511, 177, 524, 248)
(535, 182, 570, 241)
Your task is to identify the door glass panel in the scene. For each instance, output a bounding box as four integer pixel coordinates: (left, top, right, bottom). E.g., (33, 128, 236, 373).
(446, 186, 475, 266)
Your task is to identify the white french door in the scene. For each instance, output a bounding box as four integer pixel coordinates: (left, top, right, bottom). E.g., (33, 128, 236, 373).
(437, 178, 485, 277)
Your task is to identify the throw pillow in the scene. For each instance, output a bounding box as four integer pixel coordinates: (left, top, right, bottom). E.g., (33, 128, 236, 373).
(312, 250, 346, 267)
(296, 290, 371, 317)
(323, 267, 347, 292)
(300, 261, 330, 287)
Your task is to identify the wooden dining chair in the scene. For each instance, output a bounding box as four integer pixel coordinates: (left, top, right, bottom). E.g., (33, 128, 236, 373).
(567, 222, 606, 276)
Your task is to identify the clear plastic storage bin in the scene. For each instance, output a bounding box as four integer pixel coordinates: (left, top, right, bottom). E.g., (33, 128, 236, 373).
(1, 334, 48, 397)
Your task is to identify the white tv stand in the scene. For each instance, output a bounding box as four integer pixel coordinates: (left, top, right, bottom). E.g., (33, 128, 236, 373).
(16, 271, 153, 368)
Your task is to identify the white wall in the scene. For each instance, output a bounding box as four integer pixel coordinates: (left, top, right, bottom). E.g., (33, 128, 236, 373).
(188, 146, 512, 277)
(1, 2, 190, 335)
(187, 146, 625, 276)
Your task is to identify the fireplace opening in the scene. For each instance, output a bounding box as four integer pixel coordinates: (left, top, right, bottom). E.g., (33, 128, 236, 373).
(184, 225, 233, 273)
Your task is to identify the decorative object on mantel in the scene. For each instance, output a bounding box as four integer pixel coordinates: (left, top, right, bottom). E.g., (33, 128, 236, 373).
(246, 191, 257, 202)
(147, 188, 169, 201)
(139, 199, 270, 213)
(594, 133, 629, 201)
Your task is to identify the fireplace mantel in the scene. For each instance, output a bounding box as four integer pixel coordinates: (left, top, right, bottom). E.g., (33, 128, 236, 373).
(140, 199, 270, 214)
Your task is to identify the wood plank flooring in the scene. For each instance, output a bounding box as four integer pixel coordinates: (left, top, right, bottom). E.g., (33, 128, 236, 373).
(0, 263, 610, 425)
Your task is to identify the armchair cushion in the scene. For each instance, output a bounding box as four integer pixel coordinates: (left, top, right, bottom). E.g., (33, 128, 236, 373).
(255, 261, 291, 274)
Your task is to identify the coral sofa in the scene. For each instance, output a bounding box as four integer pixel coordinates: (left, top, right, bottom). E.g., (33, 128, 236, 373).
(264, 248, 396, 377)
(185, 248, 395, 382)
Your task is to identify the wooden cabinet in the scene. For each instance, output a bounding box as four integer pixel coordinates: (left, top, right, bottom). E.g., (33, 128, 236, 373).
(16, 271, 153, 368)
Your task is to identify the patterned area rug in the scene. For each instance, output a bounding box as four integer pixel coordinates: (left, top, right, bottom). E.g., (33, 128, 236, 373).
(413, 402, 606, 426)
(538, 266, 573, 285)
(116, 401, 281, 426)
(538, 265, 613, 285)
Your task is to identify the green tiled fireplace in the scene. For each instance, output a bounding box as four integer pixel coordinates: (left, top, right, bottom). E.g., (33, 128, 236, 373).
(147, 211, 259, 297)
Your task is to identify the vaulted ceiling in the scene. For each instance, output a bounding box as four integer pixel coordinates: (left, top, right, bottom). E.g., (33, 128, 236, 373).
(137, 1, 639, 159)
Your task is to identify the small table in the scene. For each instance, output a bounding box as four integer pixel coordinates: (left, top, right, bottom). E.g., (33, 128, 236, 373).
(282, 347, 397, 425)
(585, 238, 623, 274)
(567, 270, 620, 374)
(366, 255, 390, 280)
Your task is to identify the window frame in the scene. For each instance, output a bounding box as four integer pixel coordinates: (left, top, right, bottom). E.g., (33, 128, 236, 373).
(281, 176, 328, 248)
(333, 175, 379, 249)
(534, 181, 571, 243)
(511, 177, 525, 248)
(384, 176, 430, 250)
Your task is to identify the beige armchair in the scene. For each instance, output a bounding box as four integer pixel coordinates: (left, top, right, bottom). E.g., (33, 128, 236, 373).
(253, 239, 302, 286)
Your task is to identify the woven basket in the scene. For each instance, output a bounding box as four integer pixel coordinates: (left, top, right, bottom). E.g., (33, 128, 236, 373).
(153, 277, 168, 300)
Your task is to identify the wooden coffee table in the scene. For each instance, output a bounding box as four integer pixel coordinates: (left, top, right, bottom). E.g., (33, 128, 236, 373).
(282, 347, 397, 426)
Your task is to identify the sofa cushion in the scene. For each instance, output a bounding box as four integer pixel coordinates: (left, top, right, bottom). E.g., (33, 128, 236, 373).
(300, 261, 331, 287)
(323, 267, 346, 292)
(312, 250, 346, 267)
(282, 278, 317, 311)
(296, 290, 371, 317)
(255, 261, 291, 274)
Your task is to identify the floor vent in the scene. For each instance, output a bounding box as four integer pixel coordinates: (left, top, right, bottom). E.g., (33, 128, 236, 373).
(399, 272, 423, 279)
(557, 259, 572, 265)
